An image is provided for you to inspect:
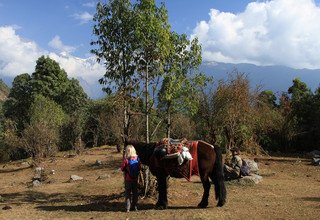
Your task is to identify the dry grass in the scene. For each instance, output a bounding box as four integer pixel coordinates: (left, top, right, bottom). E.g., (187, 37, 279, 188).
(0, 146, 319, 220)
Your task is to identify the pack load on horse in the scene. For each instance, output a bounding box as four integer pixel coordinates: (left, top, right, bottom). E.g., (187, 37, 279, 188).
(129, 138, 226, 209)
(154, 138, 193, 165)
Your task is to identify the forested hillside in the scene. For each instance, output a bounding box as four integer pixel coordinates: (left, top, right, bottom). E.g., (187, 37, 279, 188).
(0, 79, 9, 102)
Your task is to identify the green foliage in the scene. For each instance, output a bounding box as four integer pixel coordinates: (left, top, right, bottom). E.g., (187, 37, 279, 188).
(134, 0, 171, 74)
(21, 122, 59, 161)
(60, 79, 88, 114)
(3, 73, 33, 131)
(259, 90, 277, 108)
(92, 0, 141, 144)
(29, 94, 65, 129)
(31, 56, 69, 102)
(83, 98, 122, 147)
(1, 56, 89, 160)
(158, 32, 211, 137)
(92, 0, 138, 94)
(0, 119, 21, 161)
(19, 95, 66, 160)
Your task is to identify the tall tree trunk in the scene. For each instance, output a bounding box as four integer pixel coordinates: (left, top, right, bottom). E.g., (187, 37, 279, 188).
(166, 102, 171, 138)
(123, 100, 130, 155)
(144, 63, 150, 197)
(145, 63, 149, 144)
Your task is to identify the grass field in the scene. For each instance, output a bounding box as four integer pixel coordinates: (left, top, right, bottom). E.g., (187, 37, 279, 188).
(0, 146, 319, 219)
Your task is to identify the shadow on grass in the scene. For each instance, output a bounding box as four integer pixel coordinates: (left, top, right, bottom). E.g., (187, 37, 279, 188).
(300, 197, 320, 202)
(1, 190, 156, 212)
(1, 191, 123, 206)
(36, 202, 155, 212)
(0, 166, 31, 174)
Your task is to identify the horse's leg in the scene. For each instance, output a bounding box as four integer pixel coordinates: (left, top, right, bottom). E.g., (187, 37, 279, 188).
(198, 174, 211, 208)
(155, 175, 168, 209)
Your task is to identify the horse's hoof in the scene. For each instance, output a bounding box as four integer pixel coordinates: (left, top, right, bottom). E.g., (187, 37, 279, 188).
(155, 203, 167, 210)
(197, 202, 208, 208)
(217, 200, 226, 207)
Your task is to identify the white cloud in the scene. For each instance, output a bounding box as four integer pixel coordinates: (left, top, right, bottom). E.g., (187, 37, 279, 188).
(82, 2, 96, 8)
(73, 11, 93, 24)
(0, 26, 44, 77)
(48, 53, 104, 84)
(192, 0, 320, 69)
(0, 25, 104, 91)
(48, 35, 76, 54)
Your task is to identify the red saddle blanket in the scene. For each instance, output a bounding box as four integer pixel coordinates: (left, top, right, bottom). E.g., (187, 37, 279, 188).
(155, 140, 199, 181)
(187, 141, 199, 180)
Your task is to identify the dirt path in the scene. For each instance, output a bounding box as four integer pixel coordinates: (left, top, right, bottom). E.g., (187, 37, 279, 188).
(0, 146, 319, 219)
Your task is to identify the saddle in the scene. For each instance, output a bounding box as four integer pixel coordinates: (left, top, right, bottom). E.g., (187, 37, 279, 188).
(153, 138, 192, 164)
(152, 138, 199, 181)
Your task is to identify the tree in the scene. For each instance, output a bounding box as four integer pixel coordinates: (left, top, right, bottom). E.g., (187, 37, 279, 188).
(255, 90, 284, 152)
(31, 56, 69, 103)
(21, 95, 65, 162)
(158, 33, 209, 138)
(91, 0, 138, 146)
(134, 0, 171, 143)
(3, 73, 33, 131)
(258, 90, 277, 108)
(59, 79, 89, 152)
(60, 79, 88, 114)
(286, 78, 314, 151)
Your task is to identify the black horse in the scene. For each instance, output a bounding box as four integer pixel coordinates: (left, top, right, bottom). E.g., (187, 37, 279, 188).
(129, 140, 226, 209)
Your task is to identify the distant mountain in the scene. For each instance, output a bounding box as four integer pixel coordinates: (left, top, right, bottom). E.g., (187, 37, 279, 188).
(201, 62, 320, 94)
(2, 63, 320, 100)
(76, 77, 105, 100)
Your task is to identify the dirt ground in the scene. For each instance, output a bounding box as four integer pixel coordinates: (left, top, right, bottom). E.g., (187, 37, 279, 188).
(0, 146, 319, 220)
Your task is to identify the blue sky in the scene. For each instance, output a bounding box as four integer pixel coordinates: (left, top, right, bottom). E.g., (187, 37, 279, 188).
(1, 0, 320, 92)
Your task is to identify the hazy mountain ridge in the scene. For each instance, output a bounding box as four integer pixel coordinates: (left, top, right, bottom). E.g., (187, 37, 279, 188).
(201, 62, 320, 94)
(2, 63, 320, 100)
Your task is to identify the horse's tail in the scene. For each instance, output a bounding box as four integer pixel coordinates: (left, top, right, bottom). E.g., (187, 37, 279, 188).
(212, 145, 226, 207)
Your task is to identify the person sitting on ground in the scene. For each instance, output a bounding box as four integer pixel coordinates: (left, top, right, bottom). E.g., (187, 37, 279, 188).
(121, 145, 141, 212)
(224, 147, 243, 180)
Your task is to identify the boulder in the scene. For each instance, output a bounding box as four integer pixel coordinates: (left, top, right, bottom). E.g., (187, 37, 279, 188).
(244, 159, 259, 174)
(227, 174, 263, 186)
(312, 157, 320, 166)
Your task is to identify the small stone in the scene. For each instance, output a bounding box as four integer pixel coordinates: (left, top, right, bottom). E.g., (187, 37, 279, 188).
(95, 160, 103, 166)
(32, 180, 41, 187)
(70, 175, 83, 181)
(96, 174, 111, 180)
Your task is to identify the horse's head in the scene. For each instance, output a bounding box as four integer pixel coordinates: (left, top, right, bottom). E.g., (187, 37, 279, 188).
(126, 141, 157, 166)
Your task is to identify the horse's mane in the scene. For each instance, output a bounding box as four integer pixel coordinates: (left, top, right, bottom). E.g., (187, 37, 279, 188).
(127, 141, 157, 166)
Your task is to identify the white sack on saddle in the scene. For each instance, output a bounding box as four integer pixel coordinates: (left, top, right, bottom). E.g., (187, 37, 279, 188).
(181, 147, 193, 161)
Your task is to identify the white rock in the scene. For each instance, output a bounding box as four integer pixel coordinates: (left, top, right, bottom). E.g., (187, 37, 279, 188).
(70, 175, 83, 181)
